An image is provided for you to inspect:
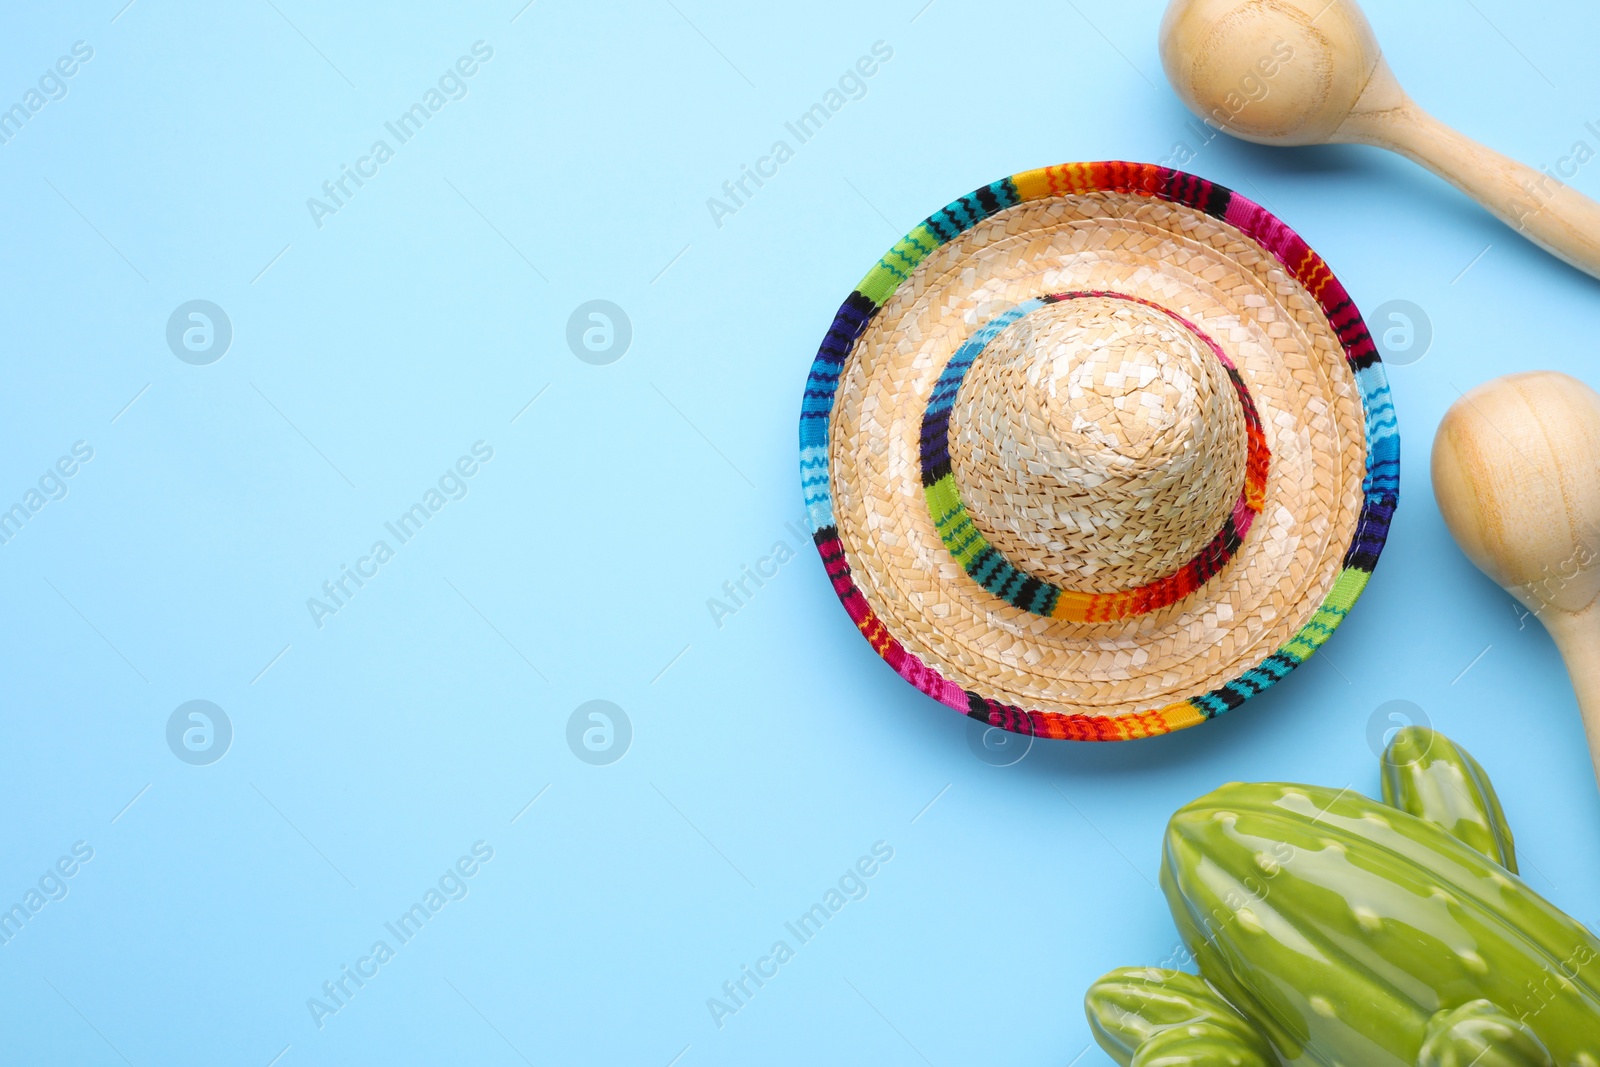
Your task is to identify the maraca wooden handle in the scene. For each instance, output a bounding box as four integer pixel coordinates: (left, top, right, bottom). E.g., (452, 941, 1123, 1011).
(1352, 99, 1600, 280)
(1546, 609, 1600, 791)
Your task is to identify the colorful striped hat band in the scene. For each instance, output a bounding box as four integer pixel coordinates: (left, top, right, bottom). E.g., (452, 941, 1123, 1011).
(800, 162, 1398, 741)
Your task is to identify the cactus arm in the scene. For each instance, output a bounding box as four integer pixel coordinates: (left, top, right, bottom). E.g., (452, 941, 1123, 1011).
(1416, 1001, 1553, 1067)
(1085, 967, 1277, 1067)
(1381, 727, 1517, 872)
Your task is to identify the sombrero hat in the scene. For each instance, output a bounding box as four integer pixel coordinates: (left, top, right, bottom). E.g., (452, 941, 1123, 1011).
(799, 162, 1398, 741)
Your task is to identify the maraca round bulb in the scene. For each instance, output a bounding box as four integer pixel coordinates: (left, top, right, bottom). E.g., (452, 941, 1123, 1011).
(1159, 0, 1385, 146)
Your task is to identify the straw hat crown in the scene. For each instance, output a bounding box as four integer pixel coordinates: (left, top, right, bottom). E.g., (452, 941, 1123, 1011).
(948, 295, 1248, 593)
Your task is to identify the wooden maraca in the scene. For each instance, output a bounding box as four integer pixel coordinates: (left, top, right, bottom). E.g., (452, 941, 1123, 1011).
(1160, 0, 1600, 281)
(1433, 372, 1600, 788)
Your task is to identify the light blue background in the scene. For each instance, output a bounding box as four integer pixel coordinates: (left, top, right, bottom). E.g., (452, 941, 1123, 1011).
(5, 1, 1600, 1063)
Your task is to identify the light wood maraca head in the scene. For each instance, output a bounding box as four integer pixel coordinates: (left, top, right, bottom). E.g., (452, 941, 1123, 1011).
(1159, 0, 1389, 146)
(1434, 372, 1600, 792)
(1433, 372, 1600, 617)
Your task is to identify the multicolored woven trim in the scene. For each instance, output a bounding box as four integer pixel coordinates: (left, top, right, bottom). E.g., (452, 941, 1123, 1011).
(799, 161, 1399, 742)
(918, 290, 1270, 623)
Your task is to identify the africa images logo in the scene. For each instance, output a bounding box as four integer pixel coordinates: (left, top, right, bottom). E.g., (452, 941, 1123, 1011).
(0, 40, 93, 148)
(565, 301, 632, 365)
(0, 842, 94, 948)
(166, 701, 233, 766)
(705, 41, 893, 229)
(165, 300, 233, 365)
(705, 841, 894, 1030)
(305, 42, 494, 229)
(305, 442, 494, 629)
(0, 440, 93, 549)
(305, 841, 495, 1030)
(566, 700, 631, 766)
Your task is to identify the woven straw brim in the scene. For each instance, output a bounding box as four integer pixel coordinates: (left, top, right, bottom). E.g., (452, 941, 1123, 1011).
(799, 163, 1399, 741)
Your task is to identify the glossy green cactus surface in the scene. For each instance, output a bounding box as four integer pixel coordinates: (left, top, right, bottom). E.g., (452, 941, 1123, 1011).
(1085, 730, 1600, 1066)
(1381, 725, 1517, 872)
(1085, 968, 1275, 1067)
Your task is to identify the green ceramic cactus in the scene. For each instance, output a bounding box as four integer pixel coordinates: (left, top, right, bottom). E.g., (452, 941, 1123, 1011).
(1085, 733, 1600, 1066)
(1084, 968, 1274, 1067)
(1381, 725, 1517, 872)
(1416, 1001, 1553, 1067)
